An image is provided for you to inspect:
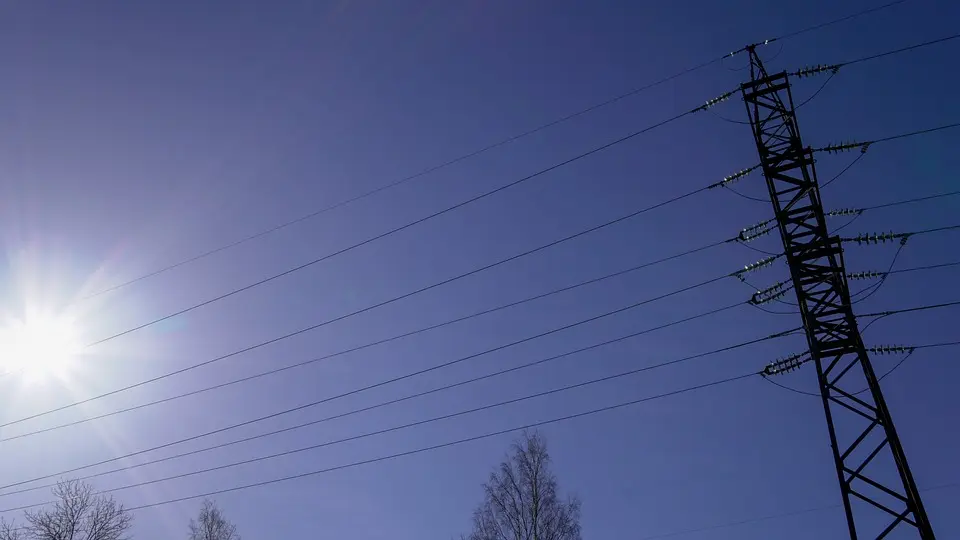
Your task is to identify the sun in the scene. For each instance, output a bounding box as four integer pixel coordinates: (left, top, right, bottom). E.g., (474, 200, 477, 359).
(0, 313, 81, 381)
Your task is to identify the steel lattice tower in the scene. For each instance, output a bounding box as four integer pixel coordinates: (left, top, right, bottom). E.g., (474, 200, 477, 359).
(740, 46, 935, 539)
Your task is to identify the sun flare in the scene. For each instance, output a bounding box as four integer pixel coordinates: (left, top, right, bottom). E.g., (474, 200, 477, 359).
(0, 313, 81, 381)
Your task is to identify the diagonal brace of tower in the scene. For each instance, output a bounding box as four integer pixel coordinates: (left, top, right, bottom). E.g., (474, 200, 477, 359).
(740, 46, 934, 539)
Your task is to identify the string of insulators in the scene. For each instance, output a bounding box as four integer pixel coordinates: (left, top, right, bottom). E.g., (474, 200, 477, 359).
(866, 345, 916, 355)
(827, 207, 864, 217)
(763, 353, 809, 376)
(845, 231, 911, 245)
(819, 140, 872, 154)
(794, 63, 841, 78)
(847, 270, 885, 280)
(732, 255, 779, 281)
(750, 281, 790, 305)
(738, 220, 773, 242)
(696, 90, 736, 112)
(711, 165, 760, 188)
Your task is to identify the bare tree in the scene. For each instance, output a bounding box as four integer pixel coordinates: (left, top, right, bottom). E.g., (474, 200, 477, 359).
(465, 432, 581, 540)
(0, 480, 132, 540)
(188, 500, 240, 540)
(0, 519, 23, 540)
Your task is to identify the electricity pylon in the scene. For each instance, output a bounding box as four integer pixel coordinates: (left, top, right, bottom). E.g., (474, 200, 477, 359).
(740, 45, 935, 539)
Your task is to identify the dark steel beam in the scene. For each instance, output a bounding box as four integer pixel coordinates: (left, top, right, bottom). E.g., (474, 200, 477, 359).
(741, 46, 935, 539)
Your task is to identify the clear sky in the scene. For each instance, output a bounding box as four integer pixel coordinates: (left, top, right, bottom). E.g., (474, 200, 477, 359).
(0, 1, 957, 539)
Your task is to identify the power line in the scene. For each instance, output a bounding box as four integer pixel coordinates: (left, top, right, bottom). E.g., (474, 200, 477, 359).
(733, 142, 960, 236)
(861, 189, 960, 211)
(765, 0, 911, 43)
(816, 121, 960, 155)
(886, 260, 960, 275)
(0, 238, 738, 442)
(76, 372, 760, 514)
(0, 274, 759, 480)
(710, 33, 959, 135)
(820, 152, 866, 189)
(762, 341, 960, 399)
(860, 299, 960, 319)
(828, 189, 960, 232)
(17, 39, 950, 436)
(850, 239, 907, 304)
(3, 158, 746, 431)
(847, 254, 960, 286)
(866, 122, 960, 145)
(762, 272, 960, 399)
(842, 32, 960, 68)
(84, 99, 731, 350)
(80, 67, 723, 303)
(841, 222, 960, 244)
(636, 482, 960, 540)
(78, 0, 911, 300)
(6, 110, 779, 432)
(0, 329, 796, 506)
(795, 71, 837, 109)
(743, 46, 939, 534)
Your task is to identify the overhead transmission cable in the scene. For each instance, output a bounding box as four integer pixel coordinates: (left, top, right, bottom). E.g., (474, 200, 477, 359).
(79, 0, 911, 300)
(760, 297, 960, 397)
(720, 34, 960, 198)
(742, 138, 960, 238)
(762, 340, 960, 398)
(17, 41, 950, 431)
(0, 328, 798, 506)
(27, 265, 957, 491)
(860, 299, 960, 320)
(118, 371, 762, 512)
(2, 118, 762, 430)
(707, 30, 960, 138)
(0, 245, 787, 449)
(850, 239, 908, 304)
(824, 188, 960, 235)
(841, 223, 960, 244)
(6, 188, 942, 445)
(0, 253, 794, 487)
(0, 238, 739, 441)
(83, 86, 745, 350)
(1, 365, 798, 515)
(840, 221, 960, 304)
(762, 0, 911, 43)
(636, 482, 960, 540)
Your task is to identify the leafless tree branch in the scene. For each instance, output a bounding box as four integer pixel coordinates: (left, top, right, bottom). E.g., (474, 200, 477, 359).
(18, 480, 131, 540)
(188, 499, 240, 540)
(465, 432, 581, 540)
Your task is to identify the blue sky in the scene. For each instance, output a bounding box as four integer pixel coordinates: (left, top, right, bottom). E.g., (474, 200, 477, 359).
(0, 1, 957, 539)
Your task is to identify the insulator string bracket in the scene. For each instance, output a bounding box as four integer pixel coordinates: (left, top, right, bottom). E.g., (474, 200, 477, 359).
(794, 63, 842, 78)
(731, 255, 780, 281)
(763, 353, 809, 376)
(867, 345, 916, 355)
(845, 231, 911, 245)
(818, 140, 872, 154)
(750, 281, 790, 305)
